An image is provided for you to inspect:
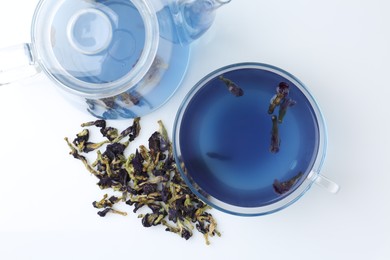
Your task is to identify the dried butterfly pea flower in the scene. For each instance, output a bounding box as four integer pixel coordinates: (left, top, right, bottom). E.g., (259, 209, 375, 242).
(71, 128, 111, 153)
(148, 131, 167, 155)
(97, 207, 128, 217)
(65, 119, 220, 245)
(131, 149, 144, 175)
(266, 82, 297, 155)
(72, 129, 89, 149)
(103, 143, 126, 161)
(139, 212, 166, 227)
(273, 171, 304, 195)
(162, 219, 193, 240)
(268, 82, 290, 114)
(218, 75, 244, 97)
(270, 115, 280, 153)
(84, 141, 111, 153)
(100, 127, 119, 142)
(81, 119, 106, 129)
(92, 194, 121, 209)
(64, 137, 101, 177)
(140, 183, 158, 195)
(278, 98, 296, 123)
(81, 120, 119, 141)
(112, 117, 141, 143)
(277, 82, 290, 96)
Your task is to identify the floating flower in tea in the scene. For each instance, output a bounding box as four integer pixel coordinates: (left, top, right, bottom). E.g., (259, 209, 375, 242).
(273, 172, 304, 195)
(270, 115, 281, 153)
(268, 82, 290, 114)
(218, 75, 244, 97)
(278, 98, 297, 123)
(268, 82, 296, 153)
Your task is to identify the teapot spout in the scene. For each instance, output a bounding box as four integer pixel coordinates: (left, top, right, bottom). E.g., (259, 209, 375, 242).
(157, 0, 231, 45)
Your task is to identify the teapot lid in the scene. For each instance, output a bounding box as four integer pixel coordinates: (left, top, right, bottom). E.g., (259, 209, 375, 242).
(31, 0, 159, 98)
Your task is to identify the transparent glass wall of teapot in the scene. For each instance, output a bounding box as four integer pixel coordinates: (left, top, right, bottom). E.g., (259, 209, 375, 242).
(157, 0, 232, 45)
(0, 0, 232, 119)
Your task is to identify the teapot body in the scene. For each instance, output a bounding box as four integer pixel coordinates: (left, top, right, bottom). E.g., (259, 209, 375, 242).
(0, 0, 230, 119)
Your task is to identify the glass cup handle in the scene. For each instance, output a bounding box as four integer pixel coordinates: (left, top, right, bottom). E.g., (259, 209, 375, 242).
(308, 171, 340, 194)
(0, 43, 40, 86)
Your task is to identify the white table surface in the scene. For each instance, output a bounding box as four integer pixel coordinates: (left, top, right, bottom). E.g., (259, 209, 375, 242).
(1, 0, 389, 259)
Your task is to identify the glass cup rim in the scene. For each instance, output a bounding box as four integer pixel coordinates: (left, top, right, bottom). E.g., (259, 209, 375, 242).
(173, 62, 328, 216)
(31, 0, 160, 99)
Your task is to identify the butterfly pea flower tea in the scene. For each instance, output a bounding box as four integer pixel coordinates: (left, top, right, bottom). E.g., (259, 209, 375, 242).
(173, 63, 338, 216)
(1, 0, 233, 119)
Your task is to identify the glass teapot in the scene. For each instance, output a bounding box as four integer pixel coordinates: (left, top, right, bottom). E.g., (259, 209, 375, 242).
(0, 0, 231, 119)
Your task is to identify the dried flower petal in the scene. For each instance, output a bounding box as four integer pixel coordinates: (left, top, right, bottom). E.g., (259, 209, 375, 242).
(218, 75, 244, 97)
(270, 115, 280, 153)
(268, 82, 290, 114)
(278, 98, 296, 123)
(273, 172, 303, 195)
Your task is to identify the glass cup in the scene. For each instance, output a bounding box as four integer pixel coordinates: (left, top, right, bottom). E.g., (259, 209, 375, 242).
(173, 62, 339, 216)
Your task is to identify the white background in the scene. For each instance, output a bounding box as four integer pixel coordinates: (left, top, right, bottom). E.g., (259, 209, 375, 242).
(1, 0, 390, 259)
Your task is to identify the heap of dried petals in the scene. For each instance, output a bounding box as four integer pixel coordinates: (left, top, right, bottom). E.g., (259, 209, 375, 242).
(65, 118, 220, 245)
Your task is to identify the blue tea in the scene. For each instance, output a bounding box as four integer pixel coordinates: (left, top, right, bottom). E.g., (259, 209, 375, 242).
(50, 0, 146, 84)
(179, 68, 320, 207)
(45, 0, 190, 119)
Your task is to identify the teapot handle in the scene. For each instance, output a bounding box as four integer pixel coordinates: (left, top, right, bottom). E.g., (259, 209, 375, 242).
(0, 43, 40, 86)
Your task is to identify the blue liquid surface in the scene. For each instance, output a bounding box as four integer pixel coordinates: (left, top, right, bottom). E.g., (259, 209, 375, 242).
(179, 68, 319, 207)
